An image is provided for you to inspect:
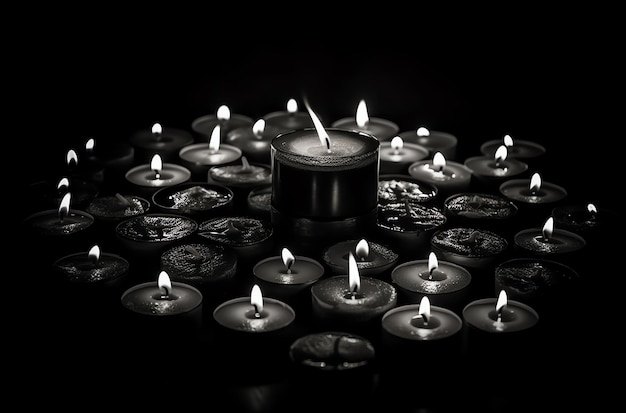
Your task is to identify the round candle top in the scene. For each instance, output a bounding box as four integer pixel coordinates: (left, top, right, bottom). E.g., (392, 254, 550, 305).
(125, 157, 191, 188)
(191, 111, 254, 138)
(129, 124, 194, 152)
(378, 175, 439, 205)
(494, 258, 579, 300)
(213, 293, 295, 333)
(464, 155, 528, 179)
(289, 331, 376, 371)
(152, 183, 233, 215)
(382, 300, 463, 341)
(330, 99, 399, 141)
(24, 208, 94, 236)
(398, 128, 458, 158)
(116, 213, 197, 243)
(121, 276, 203, 316)
(379, 138, 429, 164)
(514, 224, 586, 255)
(321, 239, 399, 276)
(310, 275, 397, 316)
(271, 128, 379, 170)
(462, 294, 539, 333)
(444, 192, 518, 221)
(407, 156, 472, 189)
(431, 227, 509, 260)
(86, 193, 150, 221)
(377, 201, 447, 234)
(263, 110, 316, 133)
(391, 256, 472, 295)
(198, 216, 273, 248)
(480, 135, 546, 160)
(178, 142, 242, 166)
(499, 173, 567, 204)
(208, 158, 272, 188)
(224, 120, 283, 161)
(247, 184, 272, 215)
(53, 245, 129, 284)
(160, 243, 238, 285)
(253, 250, 324, 285)
(551, 203, 615, 236)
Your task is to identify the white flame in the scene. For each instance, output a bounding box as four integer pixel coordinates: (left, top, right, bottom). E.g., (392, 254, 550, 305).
(355, 99, 369, 128)
(542, 216, 554, 239)
(209, 125, 221, 152)
(428, 251, 438, 273)
(287, 98, 298, 113)
(348, 253, 360, 293)
(587, 203, 597, 214)
(281, 247, 295, 271)
(150, 154, 163, 173)
(151, 122, 162, 134)
(250, 284, 264, 314)
(158, 271, 172, 296)
(416, 127, 430, 136)
(529, 172, 542, 192)
(57, 177, 70, 191)
(494, 145, 508, 163)
(85, 138, 95, 152)
(217, 105, 231, 121)
(390, 136, 404, 151)
(503, 134, 514, 147)
(58, 192, 71, 219)
(433, 152, 446, 170)
(66, 149, 78, 167)
(355, 239, 369, 260)
(418, 295, 431, 321)
(496, 289, 508, 312)
(252, 119, 265, 138)
(304, 99, 330, 150)
(88, 244, 101, 261)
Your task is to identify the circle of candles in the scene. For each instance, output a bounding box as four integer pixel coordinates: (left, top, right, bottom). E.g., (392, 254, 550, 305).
(398, 126, 458, 159)
(224, 118, 284, 164)
(246, 184, 273, 218)
(197, 216, 274, 265)
(151, 182, 234, 220)
(270, 126, 380, 244)
(129, 122, 194, 164)
(263, 98, 316, 134)
(124, 154, 192, 198)
(480, 134, 546, 162)
(178, 125, 243, 180)
(379, 136, 429, 174)
(321, 238, 399, 278)
(191, 105, 254, 142)
(120, 270, 203, 338)
(430, 227, 509, 271)
(376, 201, 447, 259)
(378, 174, 439, 206)
(390, 252, 472, 313)
(115, 213, 198, 261)
(330, 99, 399, 141)
(443, 192, 519, 236)
(407, 152, 472, 198)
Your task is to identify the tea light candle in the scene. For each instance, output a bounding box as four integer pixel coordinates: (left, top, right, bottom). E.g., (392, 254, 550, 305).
(399, 126, 458, 159)
(407, 152, 472, 198)
(379, 136, 429, 174)
(151, 182, 234, 220)
(53, 244, 130, 290)
(224, 118, 283, 164)
(321, 238, 399, 277)
(430, 227, 509, 271)
(390, 251, 472, 313)
(331, 99, 399, 141)
(480, 134, 546, 162)
(263, 98, 316, 133)
(271, 104, 380, 244)
(378, 174, 439, 206)
(191, 104, 254, 142)
(129, 122, 194, 164)
(464, 145, 529, 189)
(26, 177, 99, 217)
(124, 154, 192, 197)
(513, 216, 586, 265)
(499, 172, 567, 208)
(551, 202, 617, 247)
(178, 124, 243, 180)
(310, 253, 397, 332)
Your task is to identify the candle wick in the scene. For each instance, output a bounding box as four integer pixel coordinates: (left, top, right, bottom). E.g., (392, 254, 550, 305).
(253, 304, 262, 318)
(154, 172, 161, 180)
(325, 137, 331, 153)
(428, 268, 434, 281)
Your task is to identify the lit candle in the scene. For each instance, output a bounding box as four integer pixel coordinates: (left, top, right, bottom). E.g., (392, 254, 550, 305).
(407, 152, 472, 198)
(399, 126, 458, 159)
(321, 238, 399, 278)
(499, 172, 568, 218)
(253, 247, 325, 309)
(120, 270, 204, 338)
(26, 175, 99, 217)
(263, 98, 316, 133)
(430, 227, 509, 272)
(224, 118, 283, 164)
(124, 153, 192, 197)
(480, 134, 546, 164)
(443, 192, 519, 236)
(271, 103, 380, 245)
(378, 174, 439, 206)
(331, 99, 400, 141)
(464, 144, 529, 189)
(191, 104, 254, 142)
(310, 253, 397, 335)
(128, 122, 194, 164)
(390, 251, 472, 313)
(379, 136, 429, 174)
(151, 182, 234, 220)
(178, 124, 243, 180)
(551, 201, 616, 245)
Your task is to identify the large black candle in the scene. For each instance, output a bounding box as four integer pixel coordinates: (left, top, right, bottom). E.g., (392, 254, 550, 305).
(271, 127, 380, 244)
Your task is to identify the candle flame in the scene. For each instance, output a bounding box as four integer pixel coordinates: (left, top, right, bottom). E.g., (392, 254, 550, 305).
(209, 125, 221, 152)
(428, 251, 438, 274)
(85, 137, 95, 152)
(58, 192, 71, 220)
(217, 104, 231, 121)
(281, 247, 295, 272)
(390, 136, 404, 151)
(158, 270, 172, 297)
(88, 244, 101, 261)
(304, 99, 330, 151)
(252, 119, 265, 138)
(150, 154, 163, 174)
(66, 149, 78, 167)
(348, 253, 361, 293)
(418, 295, 431, 324)
(57, 177, 70, 191)
(151, 122, 162, 135)
(416, 127, 430, 136)
(529, 172, 542, 192)
(587, 203, 597, 214)
(355, 99, 369, 128)
(496, 289, 508, 313)
(503, 134, 514, 147)
(287, 98, 298, 113)
(433, 152, 446, 171)
(355, 239, 369, 260)
(542, 216, 554, 239)
(494, 145, 508, 163)
(250, 284, 264, 314)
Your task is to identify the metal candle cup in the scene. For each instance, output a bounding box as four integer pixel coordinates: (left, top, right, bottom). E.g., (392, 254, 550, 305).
(124, 160, 192, 198)
(408, 158, 472, 198)
(379, 139, 430, 175)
